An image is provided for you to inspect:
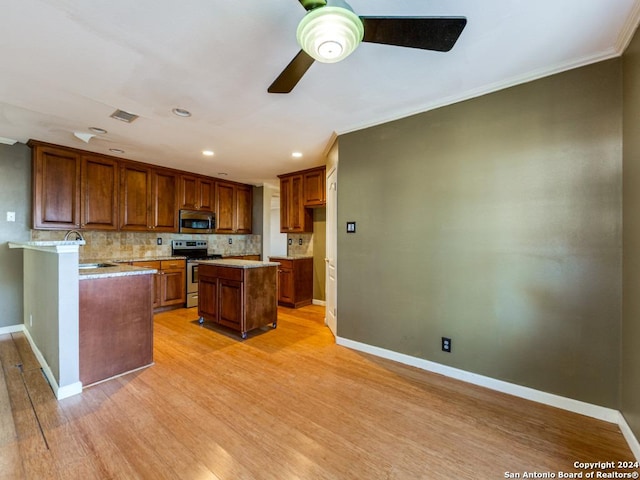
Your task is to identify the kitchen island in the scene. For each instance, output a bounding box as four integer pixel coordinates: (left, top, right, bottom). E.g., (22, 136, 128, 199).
(197, 259, 279, 339)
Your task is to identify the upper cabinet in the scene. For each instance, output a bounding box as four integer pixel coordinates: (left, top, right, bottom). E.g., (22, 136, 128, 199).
(278, 166, 325, 233)
(32, 143, 81, 230)
(215, 181, 252, 234)
(179, 174, 214, 212)
(30, 140, 252, 234)
(31, 141, 118, 230)
(120, 164, 178, 232)
(81, 155, 119, 230)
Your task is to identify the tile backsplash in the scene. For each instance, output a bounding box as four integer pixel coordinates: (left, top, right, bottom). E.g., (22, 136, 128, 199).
(287, 233, 313, 257)
(31, 230, 261, 261)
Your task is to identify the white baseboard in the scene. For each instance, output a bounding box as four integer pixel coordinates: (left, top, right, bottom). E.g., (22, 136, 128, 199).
(21, 326, 82, 400)
(0, 324, 24, 335)
(619, 413, 640, 462)
(336, 336, 638, 458)
(312, 299, 326, 306)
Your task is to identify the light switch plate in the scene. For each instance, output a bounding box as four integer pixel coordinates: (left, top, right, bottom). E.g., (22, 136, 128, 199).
(346, 221, 356, 233)
(6, 211, 15, 222)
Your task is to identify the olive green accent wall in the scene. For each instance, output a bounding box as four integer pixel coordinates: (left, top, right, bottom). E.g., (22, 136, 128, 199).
(337, 59, 622, 408)
(0, 142, 31, 328)
(622, 29, 640, 437)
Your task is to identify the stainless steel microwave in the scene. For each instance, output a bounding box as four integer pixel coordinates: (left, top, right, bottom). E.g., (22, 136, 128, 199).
(179, 210, 215, 234)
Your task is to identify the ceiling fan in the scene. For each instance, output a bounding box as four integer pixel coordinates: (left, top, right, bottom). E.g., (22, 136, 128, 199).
(268, 0, 467, 94)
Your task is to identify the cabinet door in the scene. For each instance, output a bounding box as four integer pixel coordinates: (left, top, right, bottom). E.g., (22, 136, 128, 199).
(198, 275, 218, 321)
(218, 279, 243, 329)
(215, 181, 235, 233)
(179, 175, 199, 210)
(151, 169, 178, 232)
(33, 145, 81, 229)
(280, 176, 292, 232)
(198, 178, 215, 212)
(277, 267, 294, 305)
(290, 175, 305, 231)
(81, 155, 119, 230)
(304, 167, 326, 207)
(235, 185, 252, 234)
(160, 269, 185, 306)
(120, 164, 152, 231)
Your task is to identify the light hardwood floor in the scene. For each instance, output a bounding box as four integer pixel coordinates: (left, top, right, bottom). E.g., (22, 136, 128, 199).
(0, 305, 635, 479)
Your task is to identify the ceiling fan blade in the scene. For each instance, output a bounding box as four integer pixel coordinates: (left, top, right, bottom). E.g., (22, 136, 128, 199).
(268, 50, 315, 94)
(298, 0, 326, 11)
(360, 17, 467, 52)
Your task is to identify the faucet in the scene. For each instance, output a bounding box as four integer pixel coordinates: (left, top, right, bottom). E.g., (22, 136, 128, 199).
(64, 230, 85, 242)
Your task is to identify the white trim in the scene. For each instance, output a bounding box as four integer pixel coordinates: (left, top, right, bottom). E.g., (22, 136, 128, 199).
(0, 324, 24, 335)
(616, 1, 640, 53)
(22, 326, 83, 400)
(619, 413, 640, 462)
(312, 299, 326, 306)
(336, 337, 619, 423)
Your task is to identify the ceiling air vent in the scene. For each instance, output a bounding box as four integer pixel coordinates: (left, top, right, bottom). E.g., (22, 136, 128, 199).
(110, 109, 139, 123)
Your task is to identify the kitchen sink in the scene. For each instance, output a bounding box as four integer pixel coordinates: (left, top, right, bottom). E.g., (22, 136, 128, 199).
(78, 263, 118, 269)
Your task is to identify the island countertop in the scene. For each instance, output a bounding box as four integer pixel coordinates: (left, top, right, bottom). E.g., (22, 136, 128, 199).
(196, 259, 280, 269)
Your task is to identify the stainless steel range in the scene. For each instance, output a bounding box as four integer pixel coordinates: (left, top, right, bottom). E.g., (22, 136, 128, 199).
(171, 240, 222, 308)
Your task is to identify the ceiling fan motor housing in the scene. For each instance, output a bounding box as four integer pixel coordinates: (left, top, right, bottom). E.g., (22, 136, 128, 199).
(296, 5, 364, 63)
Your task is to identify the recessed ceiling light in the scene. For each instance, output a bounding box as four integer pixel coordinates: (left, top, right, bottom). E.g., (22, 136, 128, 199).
(89, 127, 107, 134)
(292, 152, 303, 158)
(172, 108, 192, 118)
(202, 150, 214, 156)
(109, 148, 125, 154)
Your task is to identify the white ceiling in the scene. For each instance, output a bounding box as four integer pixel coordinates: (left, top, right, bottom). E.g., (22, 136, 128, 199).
(1, 0, 639, 186)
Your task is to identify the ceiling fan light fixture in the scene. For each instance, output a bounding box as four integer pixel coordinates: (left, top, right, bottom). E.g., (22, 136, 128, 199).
(296, 6, 364, 64)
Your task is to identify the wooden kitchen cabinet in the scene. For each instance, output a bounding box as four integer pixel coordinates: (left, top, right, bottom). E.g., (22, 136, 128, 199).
(30, 141, 120, 230)
(198, 263, 277, 338)
(131, 259, 185, 310)
(270, 257, 313, 308)
(81, 154, 119, 230)
(303, 166, 326, 207)
(31, 142, 81, 229)
(279, 174, 312, 233)
(120, 164, 178, 232)
(179, 174, 214, 212)
(215, 181, 252, 234)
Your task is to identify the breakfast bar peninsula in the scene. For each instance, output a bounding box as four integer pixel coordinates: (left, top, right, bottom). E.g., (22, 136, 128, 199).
(197, 259, 280, 339)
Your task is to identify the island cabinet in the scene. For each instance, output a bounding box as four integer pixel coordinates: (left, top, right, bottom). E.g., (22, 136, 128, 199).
(198, 261, 278, 339)
(270, 256, 313, 308)
(215, 181, 252, 234)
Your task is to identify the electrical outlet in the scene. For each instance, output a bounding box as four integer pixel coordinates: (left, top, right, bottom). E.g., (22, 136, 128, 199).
(442, 337, 452, 353)
(298, 238, 303, 245)
(156, 237, 162, 245)
(288, 238, 292, 245)
(228, 238, 233, 245)
(6, 211, 15, 222)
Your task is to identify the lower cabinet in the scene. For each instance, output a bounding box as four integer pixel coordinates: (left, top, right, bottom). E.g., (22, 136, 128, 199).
(198, 263, 277, 338)
(270, 257, 313, 308)
(131, 259, 186, 310)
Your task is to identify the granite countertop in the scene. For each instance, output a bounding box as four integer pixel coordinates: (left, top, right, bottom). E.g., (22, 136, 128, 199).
(107, 256, 187, 263)
(79, 263, 158, 280)
(197, 259, 280, 269)
(268, 255, 314, 260)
